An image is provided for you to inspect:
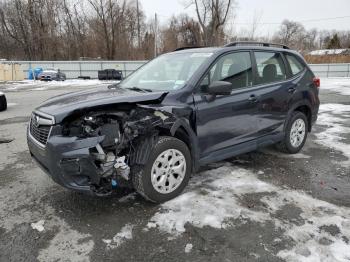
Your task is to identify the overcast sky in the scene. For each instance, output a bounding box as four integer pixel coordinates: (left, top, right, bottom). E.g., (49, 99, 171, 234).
(140, 0, 350, 36)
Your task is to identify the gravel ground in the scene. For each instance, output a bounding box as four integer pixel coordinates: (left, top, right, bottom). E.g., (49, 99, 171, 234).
(0, 79, 349, 262)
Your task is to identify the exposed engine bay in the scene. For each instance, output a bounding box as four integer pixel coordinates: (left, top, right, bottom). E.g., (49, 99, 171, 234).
(61, 106, 176, 196)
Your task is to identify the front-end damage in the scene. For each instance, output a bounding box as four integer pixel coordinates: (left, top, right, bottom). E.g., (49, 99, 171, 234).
(56, 105, 189, 196)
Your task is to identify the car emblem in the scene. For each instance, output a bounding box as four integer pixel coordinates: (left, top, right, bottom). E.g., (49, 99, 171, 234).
(33, 115, 40, 127)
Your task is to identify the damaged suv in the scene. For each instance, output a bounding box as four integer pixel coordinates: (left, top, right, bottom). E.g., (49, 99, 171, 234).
(27, 42, 320, 202)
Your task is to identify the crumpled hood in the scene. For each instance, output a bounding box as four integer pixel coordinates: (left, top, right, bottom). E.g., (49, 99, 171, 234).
(36, 87, 167, 123)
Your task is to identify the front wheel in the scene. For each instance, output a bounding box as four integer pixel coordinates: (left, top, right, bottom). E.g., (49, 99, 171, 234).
(132, 136, 191, 203)
(277, 111, 308, 154)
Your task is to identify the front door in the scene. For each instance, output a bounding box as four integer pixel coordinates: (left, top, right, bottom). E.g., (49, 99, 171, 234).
(193, 51, 260, 159)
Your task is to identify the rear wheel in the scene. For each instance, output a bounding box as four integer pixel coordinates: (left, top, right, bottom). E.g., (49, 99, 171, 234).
(132, 136, 191, 203)
(0, 95, 7, 112)
(277, 111, 308, 154)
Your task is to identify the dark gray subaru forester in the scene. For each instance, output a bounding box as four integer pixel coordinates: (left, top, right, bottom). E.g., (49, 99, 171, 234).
(27, 42, 320, 202)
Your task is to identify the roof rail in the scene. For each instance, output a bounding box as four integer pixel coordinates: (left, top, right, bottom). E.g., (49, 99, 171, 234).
(173, 46, 204, 52)
(224, 41, 290, 49)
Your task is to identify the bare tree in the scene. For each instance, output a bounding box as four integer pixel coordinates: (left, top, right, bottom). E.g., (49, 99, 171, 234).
(192, 0, 235, 46)
(161, 14, 201, 52)
(0, 0, 349, 61)
(274, 19, 305, 48)
(249, 10, 262, 40)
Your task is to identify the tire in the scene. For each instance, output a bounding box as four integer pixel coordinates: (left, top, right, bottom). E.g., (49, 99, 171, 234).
(277, 111, 308, 154)
(0, 95, 7, 112)
(132, 136, 191, 203)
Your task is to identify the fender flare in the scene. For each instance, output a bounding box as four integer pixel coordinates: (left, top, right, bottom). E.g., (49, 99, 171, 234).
(285, 99, 312, 132)
(170, 118, 200, 172)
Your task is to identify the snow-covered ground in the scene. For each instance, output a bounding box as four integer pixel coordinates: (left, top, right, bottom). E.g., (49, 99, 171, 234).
(102, 224, 134, 250)
(1, 77, 350, 261)
(0, 79, 119, 91)
(315, 103, 350, 166)
(146, 164, 350, 261)
(309, 49, 349, 56)
(321, 77, 350, 96)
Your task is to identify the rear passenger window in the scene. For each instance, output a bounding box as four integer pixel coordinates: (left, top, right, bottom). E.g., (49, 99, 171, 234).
(285, 54, 305, 75)
(254, 52, 286, 85)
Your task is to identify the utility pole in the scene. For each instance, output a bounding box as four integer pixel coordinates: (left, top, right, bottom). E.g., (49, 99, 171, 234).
(154, 13, 158, 58)
(136, 0, 141, 49)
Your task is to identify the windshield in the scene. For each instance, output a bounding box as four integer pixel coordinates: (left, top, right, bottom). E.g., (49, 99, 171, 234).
(119, 52, 213, 91)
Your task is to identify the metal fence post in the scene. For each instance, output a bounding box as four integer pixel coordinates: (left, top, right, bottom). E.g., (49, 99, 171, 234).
(123, 62, 127, 78)
(348, 64, 350, 78)
(79, 62, 82, 77)
(11, 61, 14, 81)
(327, 64, 330, 78)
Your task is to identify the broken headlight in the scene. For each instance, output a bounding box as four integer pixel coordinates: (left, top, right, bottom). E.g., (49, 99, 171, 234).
(62, 115, 121, 147)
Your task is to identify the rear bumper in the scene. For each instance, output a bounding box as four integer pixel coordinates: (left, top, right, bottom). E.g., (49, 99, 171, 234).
(27, 125, 105, 194)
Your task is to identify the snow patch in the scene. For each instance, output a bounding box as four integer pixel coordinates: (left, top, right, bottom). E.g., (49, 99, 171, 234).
(31, 220, 45, 232)
(1, 79, 119, 91)
(103, 224, 134, 249)
(261, 190, 350, 261)
(147, 165, 350, 260)
(315, 103, 350, 165)
(260, 148, 311, 159)
(37, 217, 94, 262)
(148, 166, 274, 235)
(309, 49, 348, 56)
(185, 243, 193, 253)
(118, 192, 137, 203)
(320, 78, 350, 96)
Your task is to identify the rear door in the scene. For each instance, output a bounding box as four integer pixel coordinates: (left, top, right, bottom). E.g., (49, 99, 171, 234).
(251, 51, 291, 137)
(193, 51, 260, 158)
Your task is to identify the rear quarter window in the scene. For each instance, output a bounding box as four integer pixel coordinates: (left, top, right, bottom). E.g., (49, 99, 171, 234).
(285, 54, 305, 75)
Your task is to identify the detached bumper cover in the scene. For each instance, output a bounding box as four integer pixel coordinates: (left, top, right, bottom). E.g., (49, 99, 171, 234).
(27, 125, 105, 193)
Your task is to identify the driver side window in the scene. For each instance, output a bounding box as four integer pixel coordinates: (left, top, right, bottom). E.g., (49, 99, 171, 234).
(200, 52, 253, 92)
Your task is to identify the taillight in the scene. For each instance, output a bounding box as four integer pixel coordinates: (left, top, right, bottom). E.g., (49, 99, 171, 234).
(313, 77, 320, 89)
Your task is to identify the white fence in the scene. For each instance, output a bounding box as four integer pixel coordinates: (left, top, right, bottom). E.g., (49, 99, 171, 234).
(1, 61, 350, 79)
(3, 60, 147, 79)
(309, 63, 350, 77)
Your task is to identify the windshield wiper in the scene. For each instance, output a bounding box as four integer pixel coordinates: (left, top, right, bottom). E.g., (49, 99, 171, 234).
(126, 87, 153, 93)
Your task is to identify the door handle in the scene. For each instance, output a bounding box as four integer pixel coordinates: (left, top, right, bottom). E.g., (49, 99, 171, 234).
(248, 94, 258, 103)
(288, 87, 296, 93)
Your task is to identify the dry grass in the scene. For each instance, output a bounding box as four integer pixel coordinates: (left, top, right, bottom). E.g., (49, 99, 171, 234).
(304, 55, 350, 64)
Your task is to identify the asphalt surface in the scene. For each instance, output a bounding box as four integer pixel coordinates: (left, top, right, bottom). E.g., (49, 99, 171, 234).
(0, 80, 349, 262)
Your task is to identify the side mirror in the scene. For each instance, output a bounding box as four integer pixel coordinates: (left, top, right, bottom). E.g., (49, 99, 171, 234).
(208, 81, 233, 95)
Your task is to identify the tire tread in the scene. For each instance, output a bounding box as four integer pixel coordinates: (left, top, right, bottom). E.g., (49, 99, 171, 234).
(277, 111, 308, 154)
(132, 136, 191, 203)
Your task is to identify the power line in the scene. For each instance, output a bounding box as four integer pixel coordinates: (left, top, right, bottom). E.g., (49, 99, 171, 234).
(234, 15, 350, 25)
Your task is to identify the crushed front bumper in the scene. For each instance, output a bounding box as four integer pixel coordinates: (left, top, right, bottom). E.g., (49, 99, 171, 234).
(27, 125, 105, 194)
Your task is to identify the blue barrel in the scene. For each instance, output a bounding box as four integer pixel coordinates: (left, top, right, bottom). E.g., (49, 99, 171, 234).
(28, 69, 34, 80)
(34, 67, 43, 79)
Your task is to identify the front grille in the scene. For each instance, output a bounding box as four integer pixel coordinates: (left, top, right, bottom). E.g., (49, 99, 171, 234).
(29, 113, 53, 146)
